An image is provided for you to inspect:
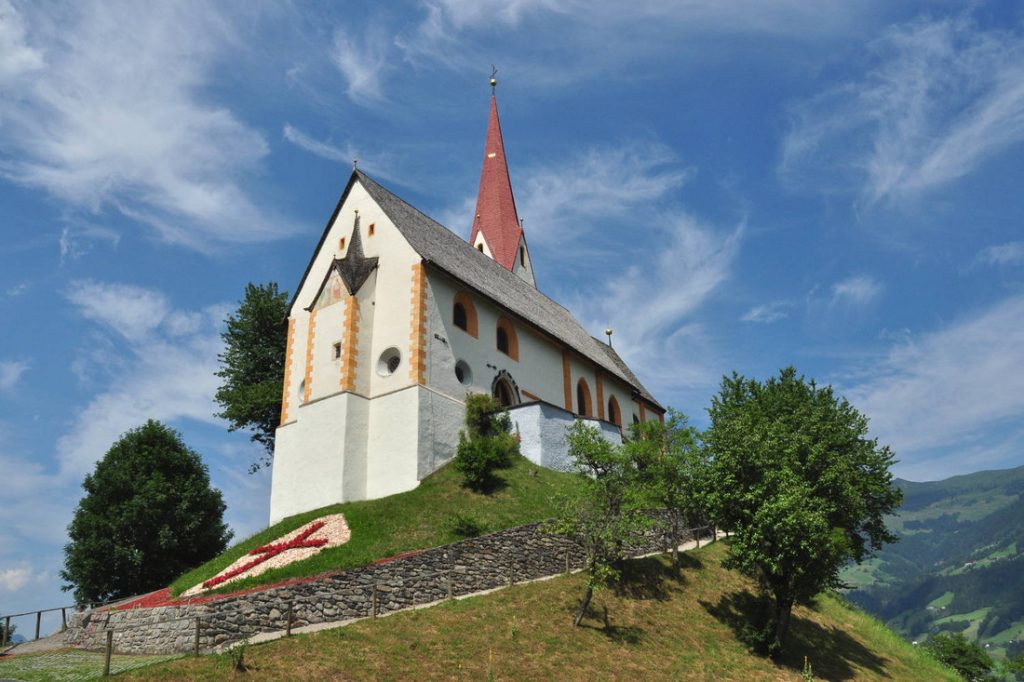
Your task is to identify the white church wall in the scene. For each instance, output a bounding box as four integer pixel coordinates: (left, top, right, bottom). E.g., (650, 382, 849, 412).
(270, 392, 362, 524)
(308, 296, 345, 403)
(365, 385, 422, 499)
(282, 308, 309, 424)
(510, 402, 623, 473)
(417, 387, 464, 479)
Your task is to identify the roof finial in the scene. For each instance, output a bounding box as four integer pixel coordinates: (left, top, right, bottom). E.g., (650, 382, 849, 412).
(490, 65, 498, 94)
(605, 326, 614, 347)
(353, 157, 359, 170)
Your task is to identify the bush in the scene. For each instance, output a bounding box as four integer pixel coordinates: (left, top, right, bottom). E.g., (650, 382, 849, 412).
(924, 632, 993, 681)
(454, 394, 519, 492)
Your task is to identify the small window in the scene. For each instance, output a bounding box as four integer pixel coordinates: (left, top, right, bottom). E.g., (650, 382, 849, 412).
(519, 245, 525, 268)
(495, 317, 519, 360)
(608, 398, 618, 426)
(633, 414, 640, 425)
(299, 379, 306, 398)
(368, 223, 376, 236)
(455, 360, 472, 386)
(376, 347, 401, 377)
(576, 380, 592, 417)
(339, 237, 346, 250)
(454, 303, 468, 331)
(333, 342, 342, 359)
(477, 243, 484, 252)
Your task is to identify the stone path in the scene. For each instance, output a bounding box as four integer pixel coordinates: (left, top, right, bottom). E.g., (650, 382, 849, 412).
(1, 630, 68, 656)
(220, 531, 726, 652)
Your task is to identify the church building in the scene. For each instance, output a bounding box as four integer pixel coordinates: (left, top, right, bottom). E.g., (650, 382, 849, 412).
(269, 87, 664, 524)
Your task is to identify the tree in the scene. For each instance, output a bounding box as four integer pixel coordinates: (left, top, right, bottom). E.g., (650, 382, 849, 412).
(0, 621, 14, 645)
(215, 281, 289, 472)
(548, 421, 647, 627)
(924, 633, 993, 681)
(704, 367, 902, 656)
(625, 409, 709, 568)
(61, 420, 233, 604)
(453, 393, 519, 492)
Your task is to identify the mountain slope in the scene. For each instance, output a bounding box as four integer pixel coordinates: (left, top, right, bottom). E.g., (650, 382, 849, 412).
(125, 542, 955, 681)
(843, 465, 1024, 662)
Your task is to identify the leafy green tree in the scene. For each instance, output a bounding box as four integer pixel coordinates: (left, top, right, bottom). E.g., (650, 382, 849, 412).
(454, 393, 519, 492)
(625, 409, 708, 568)
(705, 367, 902, 656)
(0, 621, 14, 645)
(924, 633, 993, 681)
(215, 281, 289, 472)
(548, 421, 647, 627)
(61, 420, 233, 604)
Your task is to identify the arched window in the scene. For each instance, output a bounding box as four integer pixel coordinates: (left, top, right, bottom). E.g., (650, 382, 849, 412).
(452, 292, 478, 337)
(477, 243, 485, 252)
(491, 370, 520, 408)
(632, 414, 640, 425)
(519, 245, 526, 268)
(495, 317, 519, 360)
(607, 396, 621, 427)
(576, 378, 592, 417)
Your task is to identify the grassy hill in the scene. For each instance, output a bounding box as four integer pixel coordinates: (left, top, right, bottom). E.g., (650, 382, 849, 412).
(126, 541, 955, 681)
(172, 455, 582, 596)
(841, 464, 1024, 663)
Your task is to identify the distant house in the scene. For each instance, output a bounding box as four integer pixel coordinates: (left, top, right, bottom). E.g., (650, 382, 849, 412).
(269, 88, 663, 524)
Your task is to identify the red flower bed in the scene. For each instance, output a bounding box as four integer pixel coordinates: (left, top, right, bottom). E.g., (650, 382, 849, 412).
(202, 520, 329, 589)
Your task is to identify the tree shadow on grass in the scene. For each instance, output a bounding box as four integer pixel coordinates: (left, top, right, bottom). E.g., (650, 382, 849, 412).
(577, 602, 647, 645)
(614, 556, 689, 602)
(700, 591, 889, 681)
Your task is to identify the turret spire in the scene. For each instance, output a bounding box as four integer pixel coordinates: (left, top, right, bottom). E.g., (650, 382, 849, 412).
(468, 85, 526, 276)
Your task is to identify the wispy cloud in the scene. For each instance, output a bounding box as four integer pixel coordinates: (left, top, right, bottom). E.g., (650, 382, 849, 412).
(331, 25, 389, 105)
(831, 275, 882, 306)
(0, 565, 33, 591)
(517, 142, 693, 247)
(781, 16, 1024, 204)
(0, 2, 294, 250)
(741, 301, 790, 323)
(58, 224, 120, 263)
(0, 0, 43, 82)
(0, 360, 30, 390)
(845, 295, 1024, 478)
(976, 241, 1024, 267)
(65, 280, 170, 343)
(283, 124, 348, 163)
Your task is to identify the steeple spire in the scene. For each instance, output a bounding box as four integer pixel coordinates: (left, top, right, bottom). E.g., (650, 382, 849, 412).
(468, 86, 526, 276)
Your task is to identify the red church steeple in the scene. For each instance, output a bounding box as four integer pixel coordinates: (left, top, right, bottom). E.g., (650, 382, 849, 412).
(469, 85, 532, 282)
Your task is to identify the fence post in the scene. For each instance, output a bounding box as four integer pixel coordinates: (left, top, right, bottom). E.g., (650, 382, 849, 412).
(2, 616, 9, 646)
(286, 604, 293, 637)
(61, 608, 67, 632)
(34, 611, 41, 640)
(446, 571, 453, 600)
(103, 629, 113, 677)
(372, 584, 378, 619)
(193, 617, 201, 656)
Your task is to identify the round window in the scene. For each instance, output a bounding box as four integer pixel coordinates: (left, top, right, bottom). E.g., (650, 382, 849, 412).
(377, 347, 402, 377)
(455, 360, 472, 386)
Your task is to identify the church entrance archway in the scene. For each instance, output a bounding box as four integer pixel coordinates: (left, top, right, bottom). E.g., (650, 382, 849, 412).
(491, 370, 521, 408)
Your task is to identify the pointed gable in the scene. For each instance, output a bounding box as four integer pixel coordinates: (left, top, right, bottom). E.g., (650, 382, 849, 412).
(468, 95, 524, 272)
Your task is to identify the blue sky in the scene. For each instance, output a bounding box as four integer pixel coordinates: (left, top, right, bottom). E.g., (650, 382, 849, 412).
(2, 0, 1024, 617)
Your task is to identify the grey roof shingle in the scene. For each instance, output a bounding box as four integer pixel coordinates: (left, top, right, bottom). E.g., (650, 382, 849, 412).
(354, 170, 662, 410)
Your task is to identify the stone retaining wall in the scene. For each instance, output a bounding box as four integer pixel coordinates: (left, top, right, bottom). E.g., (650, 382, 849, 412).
(64, 513, 705, 655)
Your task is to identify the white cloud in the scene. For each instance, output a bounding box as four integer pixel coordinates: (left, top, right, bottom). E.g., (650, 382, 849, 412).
(331, 25, 389, 105)
(844, 295, 1024, 477)
(0, 565, 32, 591)
(830, 275, 882, 306)
(65, 280, 170, 343)
(0, 2, 293, 250)
(0, 360, 29, 390)
(517, 143, 693, 247)
(283, 124, 348, 163)
(742, 301, 789, 323)
(781, 16, 1024, 204)
(0, 0, 43, 82)
(58, 224, 120, 263)
(976, 241, 1024, 267)
(574, 212, 744, 398)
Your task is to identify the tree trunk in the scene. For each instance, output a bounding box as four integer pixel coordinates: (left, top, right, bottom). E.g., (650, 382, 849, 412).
(772, 596, 794, 654)
(574, 585, 594, 627)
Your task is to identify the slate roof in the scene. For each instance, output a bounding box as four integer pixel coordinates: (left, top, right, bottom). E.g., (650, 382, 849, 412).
(353, 170, 662, 410)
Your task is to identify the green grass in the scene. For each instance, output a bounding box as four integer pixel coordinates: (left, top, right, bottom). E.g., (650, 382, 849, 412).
(125, 542, 958, 682)
(171, 455, 582, 596)
(935, 606, 991, 625)
(927, 591, 954, 609)
(0, 648, 181, 681)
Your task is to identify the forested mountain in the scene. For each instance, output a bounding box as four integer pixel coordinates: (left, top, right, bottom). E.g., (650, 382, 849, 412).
(842, 465, 1024, 663)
